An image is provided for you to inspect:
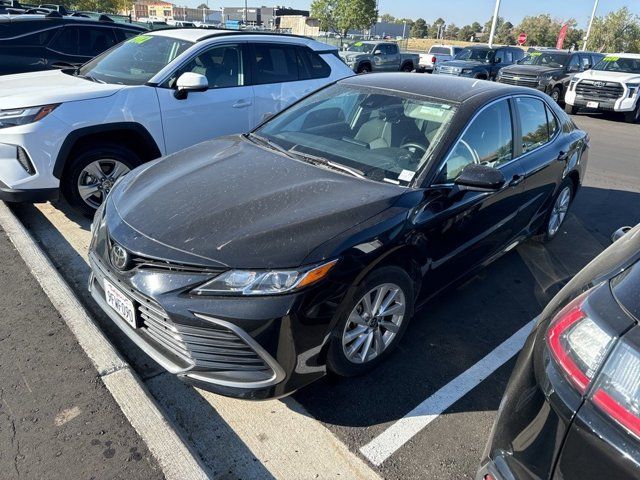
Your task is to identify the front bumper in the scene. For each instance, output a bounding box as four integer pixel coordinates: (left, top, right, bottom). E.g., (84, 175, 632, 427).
(0, 180, 58, 202)
(565, 84, 639, 112)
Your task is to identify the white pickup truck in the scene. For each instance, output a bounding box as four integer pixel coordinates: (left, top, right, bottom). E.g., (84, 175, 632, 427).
(417, 45, 463, 73)
(564, 53, 640, 123)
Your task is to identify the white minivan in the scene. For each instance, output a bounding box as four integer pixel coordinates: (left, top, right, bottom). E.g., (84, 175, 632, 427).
(0, 29, 353, 214)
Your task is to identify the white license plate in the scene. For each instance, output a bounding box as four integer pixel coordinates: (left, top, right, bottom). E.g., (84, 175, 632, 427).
(104, 280, 137, 329)
(587, 101, 599, 109)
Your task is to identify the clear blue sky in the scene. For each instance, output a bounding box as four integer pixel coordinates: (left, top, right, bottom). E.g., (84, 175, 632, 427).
(201, 0, 640, 29)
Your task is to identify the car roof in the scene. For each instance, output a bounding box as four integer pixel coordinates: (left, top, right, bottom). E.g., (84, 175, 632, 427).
(339, 72, 534, 104)
(609, 52, 640, 59)
(0, 13, 145, 29)
(148, 28, 337, 51)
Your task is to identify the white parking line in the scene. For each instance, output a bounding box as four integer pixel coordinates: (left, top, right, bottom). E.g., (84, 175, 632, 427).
(360, 318, 537, 466)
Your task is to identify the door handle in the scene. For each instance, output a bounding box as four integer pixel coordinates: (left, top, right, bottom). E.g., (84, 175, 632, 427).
(557, 150, 569, 161)
(509, 174, 525, 187)
(232, 100, 252, 108)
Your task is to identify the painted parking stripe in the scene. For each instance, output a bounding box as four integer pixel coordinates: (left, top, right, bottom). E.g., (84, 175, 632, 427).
(360, 318, 537, 466)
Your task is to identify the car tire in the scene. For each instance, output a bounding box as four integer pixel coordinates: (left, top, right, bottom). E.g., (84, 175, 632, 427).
(62, 143, 142, 217)
(550, 86, 562, 104)
(357, 64, 372, 74)
(564, 104, 579, 115)
(623, 101, 640, 124)
(536, 179, 574, 243)
(327, 266, 414, 377)
(401, 63, 414, 72)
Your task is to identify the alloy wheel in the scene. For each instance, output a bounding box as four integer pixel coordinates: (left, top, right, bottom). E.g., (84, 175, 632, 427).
(77, 159, 130, 209)
(548, 186, 571, 237)
(551, 89, 560, 103)
(342, 283, 406, 364)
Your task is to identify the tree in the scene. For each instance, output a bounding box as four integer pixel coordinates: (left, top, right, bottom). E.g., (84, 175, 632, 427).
(334, 0, 377, 36)
(484, 15, 504, 34)
(471, 21, 482, 33)
(380, 13, 395, 23)
(68, 0, 127, 13)
(310, 0, 338, 33)
(410, 18, 428, 38)
(586, 7, 640, 53)
(458, 24, 475, 42)
(430, 17, 445, 38)
(496, 21, 515, 44)
(445, 23, 459, 40)
(515, 14, 580, 47)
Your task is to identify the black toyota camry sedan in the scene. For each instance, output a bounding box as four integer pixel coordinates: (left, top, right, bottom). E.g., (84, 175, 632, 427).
(478, 224, 640, 480)
(88, 73, 589, 399)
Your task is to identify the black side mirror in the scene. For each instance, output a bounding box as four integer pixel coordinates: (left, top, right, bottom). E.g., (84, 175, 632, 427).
(494, 57, 502, 64)
(611, 226, 632, 243)
(454, 164, 506, 192)
(567, 65, 580, 73)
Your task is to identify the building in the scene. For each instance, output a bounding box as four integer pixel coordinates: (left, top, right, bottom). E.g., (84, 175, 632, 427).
(278, 15, 319, 36)
(221, 6, 309, 29)
(132, 0, 173, 22)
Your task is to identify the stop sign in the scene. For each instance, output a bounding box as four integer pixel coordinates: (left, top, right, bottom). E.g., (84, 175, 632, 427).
(518, 32, 527, 45)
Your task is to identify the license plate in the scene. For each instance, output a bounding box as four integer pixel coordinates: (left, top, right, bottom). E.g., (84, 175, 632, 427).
(104, 280, 137, 329)
(587, 101, 599, 109)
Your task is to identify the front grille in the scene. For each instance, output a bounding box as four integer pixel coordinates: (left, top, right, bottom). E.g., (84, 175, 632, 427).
(438, 66, 459, 75)
(575, 80, 624, 100)
(130, 255, 225, 275)
(498, 73, 539, 88)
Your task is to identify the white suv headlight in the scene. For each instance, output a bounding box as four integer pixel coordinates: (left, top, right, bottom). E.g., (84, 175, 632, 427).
(0, 104, 58, 129)
(192, 259, 338, 296)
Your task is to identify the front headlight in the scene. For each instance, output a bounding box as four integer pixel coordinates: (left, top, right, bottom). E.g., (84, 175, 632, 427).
(626, 83, 640, 96)
(192, 259, 338, 296)
(0, 104, 58, 129)
(461, 68, 472, 74)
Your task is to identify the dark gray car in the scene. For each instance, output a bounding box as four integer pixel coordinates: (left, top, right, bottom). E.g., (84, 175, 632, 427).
(434, 45, 525, 80)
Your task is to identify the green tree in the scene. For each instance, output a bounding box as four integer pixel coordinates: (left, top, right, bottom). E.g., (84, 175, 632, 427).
(410, 18, 428, 38)
(335, 0, 378, 36)
(515, 14, 582, 47)
(484, 15, 504, 34)
(586, 7, 640, 53)
(457, 24, 475, 42)
(495, 21, 515, 44)
(445, 23, 459, 40)
(380, 13, 395, 23)
(310, 0, 338, 32)
(471, 21, 482, 33)
(430, 17, 445, 38)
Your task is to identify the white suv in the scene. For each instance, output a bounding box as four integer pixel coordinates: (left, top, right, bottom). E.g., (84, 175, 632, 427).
(564, 53, 640, 123)
(0, 29, 352, 214)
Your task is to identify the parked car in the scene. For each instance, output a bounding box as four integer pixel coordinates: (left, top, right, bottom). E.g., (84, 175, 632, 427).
(417, 44, 463, 73)
(0, 28, 352, 214)
(0, 12, 147, 75)
(564, 53, 640, 123)
(497, 49, 605, 103)
(478, 224, 640, 480)
(434, 45, 525, 80)
(339, 41, 419, 73)
(88, 73, 589, 400)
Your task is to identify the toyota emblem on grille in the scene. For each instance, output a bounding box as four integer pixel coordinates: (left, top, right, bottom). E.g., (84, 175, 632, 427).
(594, 81, 605, 87)
(110, 243, 130, 271)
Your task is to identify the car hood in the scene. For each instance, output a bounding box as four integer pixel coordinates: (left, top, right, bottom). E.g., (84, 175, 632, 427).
(501, 65, 563, 76)
(577, 69, 640, 83)
(0, 69, 124, 110)
(440, 60, 486, 69)
(110, 136, 406, 269)
(339, 51, 367, 59)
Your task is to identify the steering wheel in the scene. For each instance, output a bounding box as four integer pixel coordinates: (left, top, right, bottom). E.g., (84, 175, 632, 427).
(400, 142, 428, 159)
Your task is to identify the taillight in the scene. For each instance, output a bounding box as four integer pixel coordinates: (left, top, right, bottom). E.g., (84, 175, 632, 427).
(546, 292, 614, 393)
(432, 56, 437, 63)
(591, 342, 640, 439)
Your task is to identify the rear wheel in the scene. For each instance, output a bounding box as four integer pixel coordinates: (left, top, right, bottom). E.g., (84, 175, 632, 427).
(623, 101, 640, 123)
(537, 180, 574, 243)
(62, 143, 142, 217)
(327, 266, 414, 377)
(401, 62, 414, 72)
(564, 104, 579, 115)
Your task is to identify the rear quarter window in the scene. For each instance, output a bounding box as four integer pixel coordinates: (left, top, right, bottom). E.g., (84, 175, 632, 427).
(297, 47, 331, 79)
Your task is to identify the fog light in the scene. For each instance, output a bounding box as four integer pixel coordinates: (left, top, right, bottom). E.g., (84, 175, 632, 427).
(16, 146, 35, 175)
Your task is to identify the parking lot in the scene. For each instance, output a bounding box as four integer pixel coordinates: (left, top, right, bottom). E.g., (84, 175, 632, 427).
(4, 111, 638, 479)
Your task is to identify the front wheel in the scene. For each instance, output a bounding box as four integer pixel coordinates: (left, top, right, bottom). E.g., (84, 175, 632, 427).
(550, 86, 562, 104)
(327, 266, 414, 377)
(356, 63, 372, 74)
(624, 102, 640, 123)
(62, 143, 142, 217)
(564, 104, 579, 115)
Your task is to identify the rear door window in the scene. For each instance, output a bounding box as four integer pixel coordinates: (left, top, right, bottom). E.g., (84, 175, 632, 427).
(515, 97, 551, 153)
(77, 27, 118, 57)
(252, 43, 299, 84)
(49, 26, 78, 55)
(296, 47, 331, 79)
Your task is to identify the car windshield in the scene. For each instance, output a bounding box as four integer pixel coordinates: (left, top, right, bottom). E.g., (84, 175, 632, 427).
(429, 46, 450, 55)
(519, 51, 569, 67)
(455, 47, 495, 63)
(346, 42, 375, 53)
(592, 55, 640, 74)
(254, 84, 457, 185)
(77, 34, 193, 85)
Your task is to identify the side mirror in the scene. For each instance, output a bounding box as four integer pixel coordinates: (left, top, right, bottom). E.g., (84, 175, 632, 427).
(454, 164, 506, 192)
(494, 57, 502, 64)
(611, 226, 632, 243)
(174, 72, 208, 100)
(374, 49, 382, 55)
(567, 65, 580, 73)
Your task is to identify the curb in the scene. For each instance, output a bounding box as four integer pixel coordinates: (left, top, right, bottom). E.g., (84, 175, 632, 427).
(0, 201, 211, 480)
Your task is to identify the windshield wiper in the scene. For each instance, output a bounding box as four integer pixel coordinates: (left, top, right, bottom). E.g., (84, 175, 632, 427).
(288, 145, 365, 179)
(74, 69, 105, 83)
(246, 133, 295, 158)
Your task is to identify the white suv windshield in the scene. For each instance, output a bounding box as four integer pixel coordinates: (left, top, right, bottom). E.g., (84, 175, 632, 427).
(77, 34, 193, 85)
(593, 56, 640, 74)
(255, 84, 457, 185)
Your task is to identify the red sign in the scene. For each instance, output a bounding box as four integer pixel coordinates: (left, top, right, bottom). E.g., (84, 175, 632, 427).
(518, 32, 527, 45)
(556, 24, 568, 49)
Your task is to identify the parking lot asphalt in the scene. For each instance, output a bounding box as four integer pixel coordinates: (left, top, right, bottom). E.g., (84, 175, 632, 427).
(0, 227, 163, 479)
(6, 112, 640, 479)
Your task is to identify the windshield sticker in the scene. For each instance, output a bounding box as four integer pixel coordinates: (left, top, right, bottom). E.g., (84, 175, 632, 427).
(602, 56, 619, 62)
(353, 41, 363, 47)
(128, 35, 153, 44)
(398, 169, 416, 182)
(530, 52, 542, 57)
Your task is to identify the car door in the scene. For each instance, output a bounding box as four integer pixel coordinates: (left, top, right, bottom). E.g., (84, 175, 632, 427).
(383, 43, 401, 70)
(155, 43, 255, 154)
(513, 95, 582, 233)
(249, 42, 316, 126)
(414, 97, 527, 294)
(491, 49, 513, 79)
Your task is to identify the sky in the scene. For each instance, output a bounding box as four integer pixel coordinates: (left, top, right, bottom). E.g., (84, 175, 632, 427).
(196, 0, 640, 29)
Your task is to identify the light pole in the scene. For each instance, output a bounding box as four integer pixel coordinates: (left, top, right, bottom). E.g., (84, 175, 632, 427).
(583, 0, 599, 51)
(488, 0, 501, 48)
